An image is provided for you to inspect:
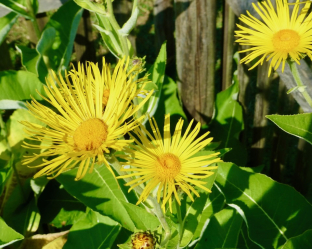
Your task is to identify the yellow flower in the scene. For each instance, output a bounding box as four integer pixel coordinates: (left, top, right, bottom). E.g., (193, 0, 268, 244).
(21, 58, 153, 180)
(118, 114, 221, 212)
(235, 0, 312, 75)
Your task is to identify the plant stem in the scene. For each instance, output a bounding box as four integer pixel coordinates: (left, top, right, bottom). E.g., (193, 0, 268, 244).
(288, 60, 312, 108)
(105, 0, 129, 57)
(148, 196, 171, 247)
(109, 154, 171, 246)
(31, 19, 41, 41)
(26, 0, 41, 41)
(175, 199, 183, 243)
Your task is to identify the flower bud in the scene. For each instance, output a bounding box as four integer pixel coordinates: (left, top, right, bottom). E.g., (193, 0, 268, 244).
(131, 231, 156, 249)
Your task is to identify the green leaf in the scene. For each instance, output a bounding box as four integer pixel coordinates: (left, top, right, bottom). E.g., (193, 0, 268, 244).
(113, 228, 132, 248)
(0, 100, 27, 110)
(38, 0, 83, 73)
(215, 162, 312, 248)
(64, 209, 121, 249)
(7, 109, 45, 162)
(282, 229, 312, 249)
(179, 168, 219, 247)
(2, 178, 41, 235)
(0, 71, 45, 102)
(0, 138, 10, 160)
(0, 0, 31, 19)
(141, 43, 167, 122)
(0, 12, 18, 45)
(192, 185, 225, 240)
(16, 45, 48, 82)
(57, 164, 160, 232)
(38, 180, 86, 228)
(195, 207, 243, 249)
(0, 216, 24, 248)
(209, 81, 247, 165)
(237, 222, 262, 249)
(266, 113, 312, 145)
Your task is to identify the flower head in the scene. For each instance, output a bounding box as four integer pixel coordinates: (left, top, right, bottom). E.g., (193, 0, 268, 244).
(131, 231, 156, 249)
(22, 58, 153, 180)
(118, 114, 220, 212)
(235, 0, 312, 75)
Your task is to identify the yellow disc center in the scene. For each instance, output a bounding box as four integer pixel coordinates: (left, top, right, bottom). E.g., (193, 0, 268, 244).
(272, 29, 300, 52)
(73, 118, 108, 151)
(102, 89, 110, 106)
(155, 153, 181, 179)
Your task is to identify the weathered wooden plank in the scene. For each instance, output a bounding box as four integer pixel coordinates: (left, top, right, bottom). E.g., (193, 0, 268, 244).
(222, 1, 235, 90)
(175, 0, 217, 124)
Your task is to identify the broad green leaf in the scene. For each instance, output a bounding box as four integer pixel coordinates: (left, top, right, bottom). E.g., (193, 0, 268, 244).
(38, 1, 83, 74)
(192, 185, 225, 240)
(237, 222, 262, 249)
(16, 45, 38, 74)
(0, 71, 45, 101)
(282, 229, 312, 249)
(0, 100, 27, 110)
(7, 109, 46, 176)
(266, 114, 312, 145)
(38, 180, 86, 228)
(0, 0, 31, 19)
(3, 178, 41, 235)
(195, 207, 243, 249)
(240, 164, 264, 174)
(141, 43, 167, 122)
(215, 162, 312, 249)
(0, 138, 10, 160)
(0, 216, 24, 248)
(179, 168, 219, 247)
(16, 45, 48, 82)
(208, 80, 247, 165)
(0, 12, 18, 45)
(113, 228, 132, 248)
(64, 209, 121, 249)
(57, 164, 160, 232)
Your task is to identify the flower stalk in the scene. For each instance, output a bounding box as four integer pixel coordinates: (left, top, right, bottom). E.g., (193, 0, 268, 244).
(288, 59, 312, 108)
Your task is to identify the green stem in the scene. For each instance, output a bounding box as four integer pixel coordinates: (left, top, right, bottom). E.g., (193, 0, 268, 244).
(288, 60, 312, 108)
(26, 0, 41, 40)
(105, 0, 129, 57)
(175, 199, 183, 243)
(132, 0, 138, 13)
(31, 19, 41, 41)
(148, 196, 171, 247)
(109, 154, 171, 246)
